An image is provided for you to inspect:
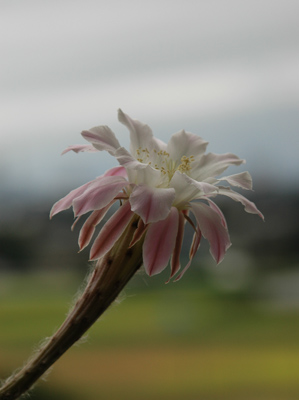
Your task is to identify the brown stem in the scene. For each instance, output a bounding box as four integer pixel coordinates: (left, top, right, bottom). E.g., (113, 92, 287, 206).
(0, 217, 144, 400)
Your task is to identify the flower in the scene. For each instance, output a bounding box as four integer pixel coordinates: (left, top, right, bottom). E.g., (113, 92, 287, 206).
(51, 110, 263, 281)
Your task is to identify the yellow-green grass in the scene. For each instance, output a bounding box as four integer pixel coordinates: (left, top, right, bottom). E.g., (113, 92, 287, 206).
(1, 272, 299, 399)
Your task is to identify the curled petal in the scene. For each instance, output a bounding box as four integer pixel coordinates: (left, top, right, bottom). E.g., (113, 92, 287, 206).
(216, 187, 264, 219)
(167, 130, 208, 164)
(169, 211, 185, 280)
(143, 207, 179, 276)
(73, 176, 129, 216)
(129, 218, 147, 248)
(78, 200, 115, 250)
(130, 184, 176, 224)
(90, 201, 134, 260)
(50, 180, 93, 218)
(192, 153, 245, 181)
(214, 171, 253, 190)
(190, 202, 231, 264)
(174, 227, 202, 282)
(62, 144, 98, 155)
(81, 125, 120, 154)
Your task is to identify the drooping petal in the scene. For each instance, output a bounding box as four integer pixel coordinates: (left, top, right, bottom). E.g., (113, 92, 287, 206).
(78, 200, 116, 250)
(62, 144, 98, 155)
(50, 180, 93, 218)
(81, 125, 121, 154)
(73, 176, 129, 216)
(129, 184, 176, 224)
(174, 227, 202, 282)
(118, 109, 157, 155)
(169, 211, 185, 279)
(167, 130, 208, 164)
(205, 199, 228, 228)
(143, 207, 179, 276)
(215, 187, 264, 219)
(129, 218, 148, 248)
(192, 153, 245, 181)
(190, 202, 231, 263)
(90, 201, 134, 260)
(214, 171, 253, 190)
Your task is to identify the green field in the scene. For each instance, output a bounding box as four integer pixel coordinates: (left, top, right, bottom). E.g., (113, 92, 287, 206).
(1, 270, 299, 400)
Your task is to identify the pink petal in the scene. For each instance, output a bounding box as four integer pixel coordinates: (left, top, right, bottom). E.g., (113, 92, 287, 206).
(61, 144, 98, 155)
(90, 201, 134, 260)
(50, 180, 93, 218)
(81, 125, 120, 154)
(216, 187, 264, 220)
(174, 227, 202, 282)
(129, 218, 148, 248)
(192, 153, 245, 181)
(190, 202, 231, 264)
(143, 207, 179, 276)
(103, 166, 128, 178)
(78, 200, 116, 250)
(206, 199, 228, 228)
(73, 176, 129, 216)
(169, 211, 185, 279)
(129, 184, 176, 224)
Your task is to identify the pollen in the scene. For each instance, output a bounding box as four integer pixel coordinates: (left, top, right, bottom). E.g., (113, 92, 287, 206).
(177, 155, 194, 174)
(136, 147, 150, 163)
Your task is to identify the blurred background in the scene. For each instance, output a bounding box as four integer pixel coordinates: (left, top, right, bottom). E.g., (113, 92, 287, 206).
(1, 1, 299, 399)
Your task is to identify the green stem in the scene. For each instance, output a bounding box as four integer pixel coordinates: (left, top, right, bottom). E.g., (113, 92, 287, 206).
(0, 216, 143, 400)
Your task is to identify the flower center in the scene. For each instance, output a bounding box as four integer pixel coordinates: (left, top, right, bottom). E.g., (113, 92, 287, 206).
(136, 147, 194, 182)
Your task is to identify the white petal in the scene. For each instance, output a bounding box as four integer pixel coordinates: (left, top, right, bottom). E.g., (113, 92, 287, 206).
(129, 184, 176, 224)
(169, 171, 217, 208)
(114, 148, 162, 186)
(167, 130, 208, 164)
(118, 109, 158, 155)
(114, 147, 148, 169)
(192, 153, 245, 181)
(214, 172, 253, 190)
(215, 187, 264, 219)
(62, 144, 98, 155)
(81, 125, 120, 154)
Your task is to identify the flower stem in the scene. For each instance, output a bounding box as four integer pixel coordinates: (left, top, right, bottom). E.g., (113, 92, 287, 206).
(0, 216, 144, 400)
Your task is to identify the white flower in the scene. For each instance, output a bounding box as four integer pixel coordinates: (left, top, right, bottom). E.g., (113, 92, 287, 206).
(51, 110, 263, 281)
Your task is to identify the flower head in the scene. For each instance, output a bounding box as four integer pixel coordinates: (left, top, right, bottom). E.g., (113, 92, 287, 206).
(51, 110, 263, 281)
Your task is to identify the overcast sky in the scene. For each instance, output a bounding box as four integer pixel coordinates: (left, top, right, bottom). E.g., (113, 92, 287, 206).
(1, 0, 298, 203)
